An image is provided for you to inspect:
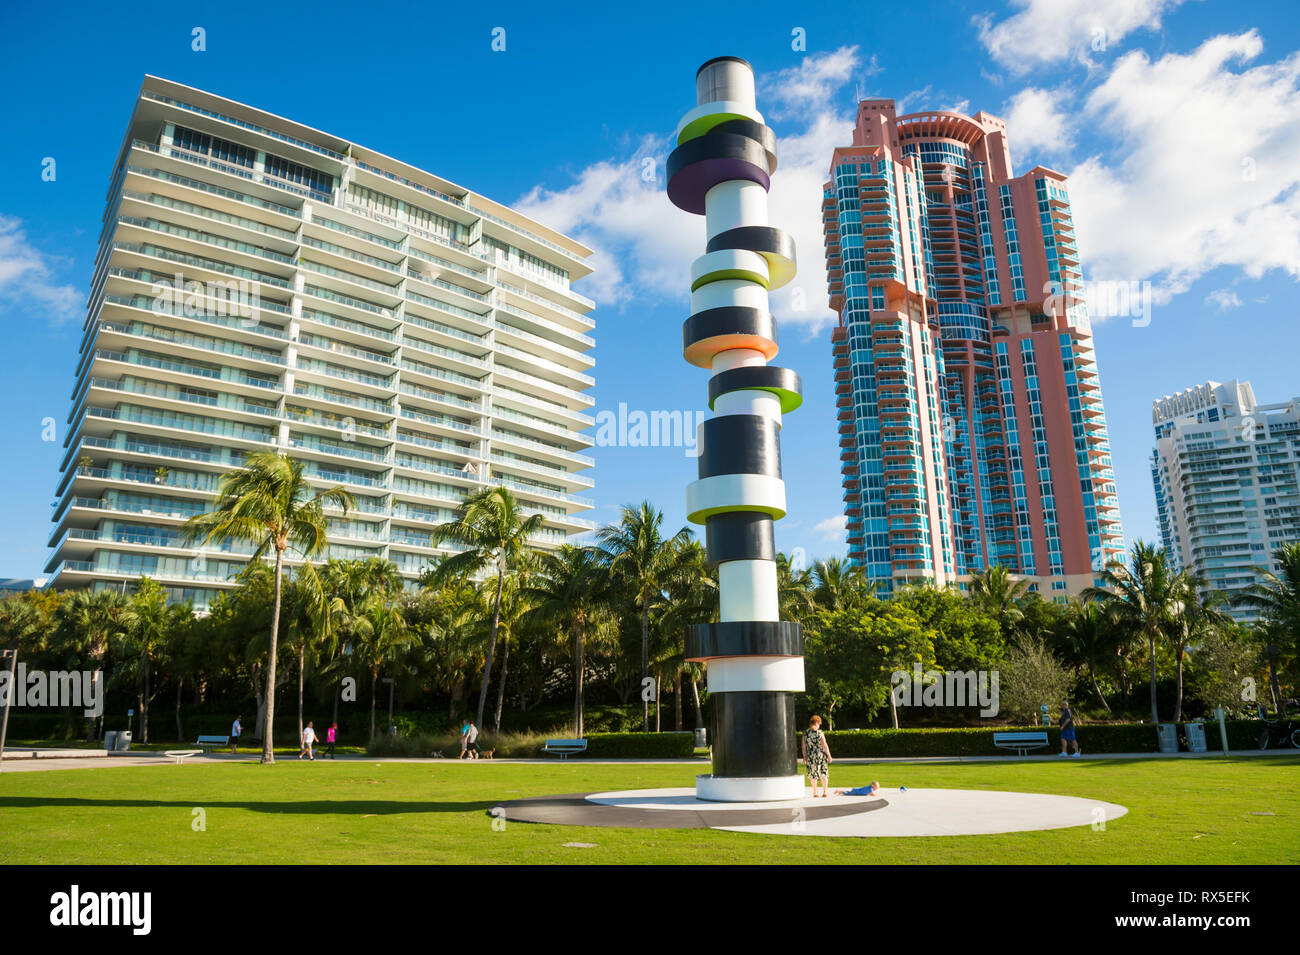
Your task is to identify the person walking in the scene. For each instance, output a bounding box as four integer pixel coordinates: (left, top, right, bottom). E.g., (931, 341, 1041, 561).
(802, 715, 832, 797)
(466, 720, 480, 759)
(1059, 702, 1081, 757)
(229, 716, 241, 755)
(458, 719, 471, 759)
(325, 722, 337, 759)
(300, 721, 318, 760)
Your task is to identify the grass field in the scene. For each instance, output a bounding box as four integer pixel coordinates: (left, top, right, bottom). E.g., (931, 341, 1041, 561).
(1, 757, 1297, 864)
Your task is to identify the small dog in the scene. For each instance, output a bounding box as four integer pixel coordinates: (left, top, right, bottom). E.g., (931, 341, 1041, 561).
(479, 748, 495, 760)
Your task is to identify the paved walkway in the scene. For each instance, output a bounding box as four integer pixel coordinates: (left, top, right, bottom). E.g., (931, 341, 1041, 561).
(2, 746, 1296, 773)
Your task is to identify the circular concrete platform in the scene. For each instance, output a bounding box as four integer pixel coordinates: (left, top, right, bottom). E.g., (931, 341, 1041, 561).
(496, 787, 1128, 837)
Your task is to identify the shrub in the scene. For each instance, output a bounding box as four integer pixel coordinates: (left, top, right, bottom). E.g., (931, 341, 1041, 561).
(818, 719, 1264, 757)
(582, 732, 696, 759)
(997, 635, 1075, 723)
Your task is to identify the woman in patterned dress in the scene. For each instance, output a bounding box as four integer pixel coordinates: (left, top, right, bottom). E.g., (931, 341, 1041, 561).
(802, 715, 832, 797)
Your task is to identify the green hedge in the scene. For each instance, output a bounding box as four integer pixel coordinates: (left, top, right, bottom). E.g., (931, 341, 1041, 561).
(581, 732, 696, 759)
(818, 720, 1263, 758)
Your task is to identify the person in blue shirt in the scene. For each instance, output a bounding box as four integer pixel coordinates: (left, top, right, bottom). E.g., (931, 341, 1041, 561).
(1059, 702, 1081, 757)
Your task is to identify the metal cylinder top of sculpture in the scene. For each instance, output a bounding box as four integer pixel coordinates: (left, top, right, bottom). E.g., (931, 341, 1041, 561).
(668, 56, 806, 802)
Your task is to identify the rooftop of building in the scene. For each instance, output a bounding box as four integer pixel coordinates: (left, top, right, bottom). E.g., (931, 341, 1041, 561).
(117, 76, 594, 277)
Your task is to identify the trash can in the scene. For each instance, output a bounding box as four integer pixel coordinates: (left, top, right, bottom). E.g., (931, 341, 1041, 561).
(103, 731, 118, 751)
(694, 727, 708, 748)
(1184, 721, 1207, 753)
(1157, 723, 1178, 753)
(114, 731, 132, 751)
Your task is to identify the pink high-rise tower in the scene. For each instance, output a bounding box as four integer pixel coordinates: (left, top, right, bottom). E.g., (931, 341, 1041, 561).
(824, 101, 1123, 596)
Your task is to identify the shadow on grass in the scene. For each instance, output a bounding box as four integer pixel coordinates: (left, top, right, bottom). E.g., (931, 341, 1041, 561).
(0, 796, 498, 816)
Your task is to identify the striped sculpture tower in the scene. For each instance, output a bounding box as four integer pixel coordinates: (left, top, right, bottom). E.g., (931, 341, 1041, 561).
(668, 56, 805, 802)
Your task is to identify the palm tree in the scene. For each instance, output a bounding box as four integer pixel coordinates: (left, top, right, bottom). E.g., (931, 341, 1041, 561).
(350, 593, 415, 742)
(484, 563, 537, 732)
(597, 501, 691, 732)
(1059, 598, 1117, 714)
(810, 557, 872, 613)
(54, 589, 126, 739)
(1087, 541, 1182, 725)
(1171, 578, 1231, 722)
(183, 451, 355, 763)
(656, 540, 716, 731)
(1234, 541, 1300, 713)
(286, 562, 345, 742)
(432, 486, 543, 728)
(117, 576, 177, 744)
(968, 564, 1031, 635)
(776, 553, 816, 622)
(523, 545, 612, 736)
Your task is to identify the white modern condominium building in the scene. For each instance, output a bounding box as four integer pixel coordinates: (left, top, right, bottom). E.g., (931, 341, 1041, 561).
(1151, 379, 1300, 621)
(45, 77, 596, 609)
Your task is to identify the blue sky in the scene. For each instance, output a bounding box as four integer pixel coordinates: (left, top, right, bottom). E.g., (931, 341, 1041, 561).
(1, 0, 1298, 578)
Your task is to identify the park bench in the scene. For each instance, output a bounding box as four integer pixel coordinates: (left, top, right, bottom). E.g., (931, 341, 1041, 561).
(163, 750, 203, 765)
(196, 735, 229, 752)
(993, 731, 1050, 755)
(541, 739, 587, 759)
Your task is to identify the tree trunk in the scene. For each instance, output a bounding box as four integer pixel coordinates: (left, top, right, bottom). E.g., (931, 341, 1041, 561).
(252, 663, 267, 741)
(572, 623, 587, 738)
(690, 674, 703, 729)
(654, 671, 661, 732)
(141, 658, 151, 744)
(369, 669, 378, 743)
(889, 693, 900, 729)
(1174, 644, 1185, 723)
(493, 637, 510, 731)
(475, 569, 505, 728)
(1147, 632, 1160, 725)
(175, 676, 184, 742)
(263, 547, 285, 764)
(674, 670, 682, 731)
(1088, 660, 1111, 715)
(641, 601, 649, 732)
(298, 642, 307, 743)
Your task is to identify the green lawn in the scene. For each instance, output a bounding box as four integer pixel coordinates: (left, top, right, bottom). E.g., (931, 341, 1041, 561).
(1, 757, 1297, 864)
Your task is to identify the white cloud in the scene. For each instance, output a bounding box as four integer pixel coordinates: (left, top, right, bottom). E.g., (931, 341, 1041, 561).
(1204, 288, 1243, 310)
(1002, 87, 1073, 162)
(976, 0, 1188, 72)
(759, 46, 871, 119)
(813, 514, 847, 542)
(0, 216, 80, 324)
(1067, 31, 1300, 303)
(517, 50, 864, 334)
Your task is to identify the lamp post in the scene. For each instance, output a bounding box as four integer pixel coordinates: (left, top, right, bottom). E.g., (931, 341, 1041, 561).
(0, 649, 18, 774)
(669, 57, 806, 802)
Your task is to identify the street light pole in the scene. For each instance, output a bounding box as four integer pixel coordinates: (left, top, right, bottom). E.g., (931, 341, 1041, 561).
(0, 649, 19, 774)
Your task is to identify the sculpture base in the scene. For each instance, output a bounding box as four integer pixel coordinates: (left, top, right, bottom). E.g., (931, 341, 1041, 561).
(695, 773, 805, 802)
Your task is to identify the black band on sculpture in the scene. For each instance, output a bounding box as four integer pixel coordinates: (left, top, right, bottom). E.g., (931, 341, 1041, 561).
(710, 691, 799, 778)
(706, 119, 778, 172)
(682, 306, 776, 353)
(706, 225, 797, 263)
(686, 620, 803, 659)
(666, 132, 774, 215)
(705, 512, 775, 565)
(707, 365, 803, 411)
(696, 414, 782, 479)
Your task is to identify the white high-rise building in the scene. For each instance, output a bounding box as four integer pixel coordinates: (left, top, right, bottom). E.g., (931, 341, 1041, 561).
(1151, 379, 1300, 620)
(45, 77, 596, 609)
